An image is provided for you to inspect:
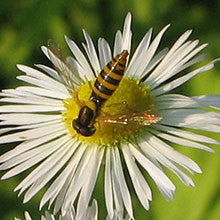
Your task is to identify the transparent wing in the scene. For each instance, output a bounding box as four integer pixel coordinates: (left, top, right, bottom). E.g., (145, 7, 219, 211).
(97, 110, 162, 126)
(47, 39, 84, 93)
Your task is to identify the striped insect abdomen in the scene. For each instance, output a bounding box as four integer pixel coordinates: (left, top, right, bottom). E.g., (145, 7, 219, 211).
(90, 50, 129, 107)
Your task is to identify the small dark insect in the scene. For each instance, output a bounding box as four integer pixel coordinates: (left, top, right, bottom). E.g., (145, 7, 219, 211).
(47, 41, 160, 138)
(73, 50, 129, 136)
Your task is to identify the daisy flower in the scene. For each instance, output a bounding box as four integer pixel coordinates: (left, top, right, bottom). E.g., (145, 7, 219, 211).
(0, 12, 220, 219)
(15, 200, 98, 220)
(14, 200, 130, 220)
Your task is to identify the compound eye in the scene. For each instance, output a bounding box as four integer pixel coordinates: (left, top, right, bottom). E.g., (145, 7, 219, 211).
(79, 106, 95, 127)
(72, 119, 80, 131)
(72, 119, 96, 137)
(83, 126, 96, 137)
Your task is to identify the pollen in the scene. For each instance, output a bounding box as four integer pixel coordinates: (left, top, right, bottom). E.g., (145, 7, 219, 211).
(62, 77, 160, 146)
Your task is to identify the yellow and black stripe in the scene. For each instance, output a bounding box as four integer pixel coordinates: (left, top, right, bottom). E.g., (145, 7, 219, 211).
(73, 50, 128, 137)
(90, 50, 129, 107)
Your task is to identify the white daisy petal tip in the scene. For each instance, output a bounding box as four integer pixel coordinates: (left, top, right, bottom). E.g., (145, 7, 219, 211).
(126, 11, 132, 19)
(64, 34, 69, 41)
(206, 147, 215, 153)
(183, 29, 193, 39)
(213, 57, 220, 64)
(1, 173, 10, 180)
(40, 45, 47, 53)
(15, 200, 137, 220)
(65, 35, 73, 48)
(159, 24, 171, 34)
(123, 12, 132, 29)
(196, 166, 203, 174)
(165, 23, 171, 29)
(16, 64, 27, 72)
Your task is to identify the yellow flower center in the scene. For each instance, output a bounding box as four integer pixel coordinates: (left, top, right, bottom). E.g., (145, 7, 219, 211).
(63, 77, 160, 146)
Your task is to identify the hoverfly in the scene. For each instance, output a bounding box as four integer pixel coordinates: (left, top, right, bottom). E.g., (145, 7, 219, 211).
(47, 40, 160, 137)
(73, 50, 129, 136)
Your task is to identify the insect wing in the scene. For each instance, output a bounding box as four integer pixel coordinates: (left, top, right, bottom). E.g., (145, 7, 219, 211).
(47, 39, 83, 93)
(98, 110, 162, 126)
(129, 111, 162, 126)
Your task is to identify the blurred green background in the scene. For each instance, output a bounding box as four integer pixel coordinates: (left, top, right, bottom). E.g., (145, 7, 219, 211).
(0, 0, 220, 219)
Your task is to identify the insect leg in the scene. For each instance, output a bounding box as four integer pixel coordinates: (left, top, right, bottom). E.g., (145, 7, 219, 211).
(74, 91, 85, 108)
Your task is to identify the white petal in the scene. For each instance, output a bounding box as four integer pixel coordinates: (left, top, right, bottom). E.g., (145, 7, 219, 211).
(87, 199, 98, 220)
(111, 166, 124, 215)
(192, 95, 220, 109)
(121, 12, 132, 52)
(0, 104, 65, 113)
(76, 148, 104, 219)
(16, 86, 68, 100)
(139, 141, 194, 186)
(146, 134, 202, 173)
(0, 96, 62, 106)
(0, 118, 61, 132)
(156, 94, 202, 109)
(125, 28, 152, 77)
(176, 53, 208, 74)
(0, 121, 65, 144)
(160, 108, 220, 131)
(104, 148, 114, 218)
(62, 146, 97, 213)
(142, 47, 169, 77)
(113, 30, 122, 57)
(134, 24, 170, 79)
(65, 36, 95, 80)
(17, 65, 68, 93)
(129, 144, 176, 199)
(149, 40, 202, 89)
(150, 29, 193, 77)
(0, 113, 61, 126)
(153, 59, 219, 96)
(145, 29, 193, 84)
(44, 212, 55, 220)
(23, 139, 77, 202)
(122, 145, 152, 210)
(0, 130, 66, 163)
(112, 148, 134, 219)
(41, 46, 82, 90)
(153, 124, 220, 145)
(164, 44, 208, 81)
(98, 38, 112, 68)
(51, 149, 82, 214)
(16, 74, 66, 94)
(148, 128, 214, 152)
(35, 64, 62, 81)
(24, 212, 32, 220)
(1, 135, 70, 180)
(39, 144, 85, 210)
(82, 30, 101, 75)
(0, 140, 62, 171)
